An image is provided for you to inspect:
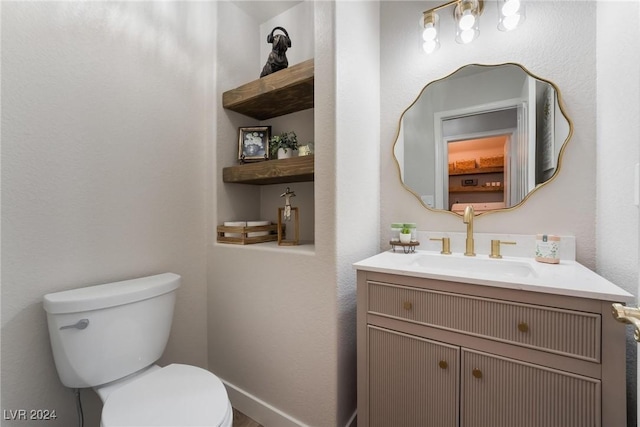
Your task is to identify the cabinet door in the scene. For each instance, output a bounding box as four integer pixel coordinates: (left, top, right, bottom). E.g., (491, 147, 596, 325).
(461, 349, 601, 427)
(368, 326, 459, 427)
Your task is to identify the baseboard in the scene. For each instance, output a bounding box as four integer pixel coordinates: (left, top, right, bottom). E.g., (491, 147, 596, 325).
(221, 379, 308, 427)
(222, 379, 357, 427)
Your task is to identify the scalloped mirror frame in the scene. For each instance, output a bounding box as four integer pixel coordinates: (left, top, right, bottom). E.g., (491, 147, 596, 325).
(393, 63, 574, 217)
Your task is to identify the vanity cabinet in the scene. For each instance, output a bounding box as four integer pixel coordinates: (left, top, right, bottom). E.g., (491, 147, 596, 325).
(357, 271, 626, 427)
(368, 326, 459, 427)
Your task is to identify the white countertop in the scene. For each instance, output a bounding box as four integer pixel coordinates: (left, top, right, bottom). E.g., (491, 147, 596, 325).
(354, 250, 634, 302)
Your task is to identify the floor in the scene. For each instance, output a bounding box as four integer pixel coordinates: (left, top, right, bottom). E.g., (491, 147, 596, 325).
(233, 408, 263, 427)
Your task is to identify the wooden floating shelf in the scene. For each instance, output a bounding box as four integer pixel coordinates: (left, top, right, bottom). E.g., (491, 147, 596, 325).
(222, 59, 314, 120)
(449, 186, 504, 193)
(449, 167, 504, 176)
(223, 155, 314, 185)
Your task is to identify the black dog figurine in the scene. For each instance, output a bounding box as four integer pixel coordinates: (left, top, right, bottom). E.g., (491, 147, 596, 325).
(260, 27, 291, 78)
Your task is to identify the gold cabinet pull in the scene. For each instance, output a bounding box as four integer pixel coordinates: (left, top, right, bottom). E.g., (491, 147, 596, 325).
(438, 360, 448, 370)
(472, 369, 483, 379)
(403, 301, 413, 311)
(518, 322, 529, 333)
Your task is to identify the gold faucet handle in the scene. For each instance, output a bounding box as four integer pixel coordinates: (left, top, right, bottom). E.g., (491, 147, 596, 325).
(430, 237, 451, 255)
(489, 240, 516, 259)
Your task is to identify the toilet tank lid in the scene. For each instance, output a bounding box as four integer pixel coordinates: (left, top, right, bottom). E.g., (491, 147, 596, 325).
(43, 273, 181, 314)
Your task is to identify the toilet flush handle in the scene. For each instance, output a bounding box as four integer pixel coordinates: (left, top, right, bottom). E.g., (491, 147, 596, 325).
(60, 319, 90, 331)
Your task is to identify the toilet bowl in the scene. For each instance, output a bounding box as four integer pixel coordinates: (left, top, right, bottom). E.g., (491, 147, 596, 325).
(43, 273, 232, 427)
(98, 364, 232, 427)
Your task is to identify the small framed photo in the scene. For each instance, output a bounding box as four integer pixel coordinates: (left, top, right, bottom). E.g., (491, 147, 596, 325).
(238, 126, 270, 163)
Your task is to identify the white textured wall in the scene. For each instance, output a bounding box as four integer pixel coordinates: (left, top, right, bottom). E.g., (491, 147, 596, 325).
(596, 0, 640, 307)
(380, 1, 639, 423)
(335, 1, 381, 423)
(596, 1, 640, 424)
(1, 2, 214, 425)
(209, 2, 338, 426)
(209, 1, 377, 425)
(381, 1, 599, 266)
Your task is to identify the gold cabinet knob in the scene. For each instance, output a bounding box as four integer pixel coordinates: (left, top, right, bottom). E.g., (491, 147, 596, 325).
(403, 301, 413, 311)
(438, 360, 448, 370)
(472, 369, 483, 379)
(518, 322, 529, 333)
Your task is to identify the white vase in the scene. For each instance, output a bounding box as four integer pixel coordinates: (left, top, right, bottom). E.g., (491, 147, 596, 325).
(399, 233, 412, 244)
(277, 148, 295, 159)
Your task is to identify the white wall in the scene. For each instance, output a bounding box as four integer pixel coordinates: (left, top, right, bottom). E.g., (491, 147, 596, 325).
(381, 1, 599, 265)
(209, 1, 379, 425)
(210, 2, 338, 426)
(4, 1, 634, 426)
(596, 0, 640, 305)
(596, 1, 640, 424)
(380, 1, 639, 423)
(336, 1, 381, 423)
(1, 2, 214, 425)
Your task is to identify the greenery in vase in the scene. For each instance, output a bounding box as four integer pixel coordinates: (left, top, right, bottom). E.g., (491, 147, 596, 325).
(401, 227, 411, 235)
(269, 131, 298, 158)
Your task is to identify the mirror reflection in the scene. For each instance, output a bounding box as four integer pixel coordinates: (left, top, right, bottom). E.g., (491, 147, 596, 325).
(394, 63, 572, 215)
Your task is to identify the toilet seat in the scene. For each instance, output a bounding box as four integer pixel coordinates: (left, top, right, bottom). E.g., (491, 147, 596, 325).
(101, 364, 232, 427)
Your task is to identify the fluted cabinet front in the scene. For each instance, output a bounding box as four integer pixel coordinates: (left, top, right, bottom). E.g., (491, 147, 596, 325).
(368, 326, 459, 427)
(461, 349, 601, 427)
(357, 271, 627, 427)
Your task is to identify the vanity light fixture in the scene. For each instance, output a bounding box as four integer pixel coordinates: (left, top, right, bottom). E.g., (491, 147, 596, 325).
(422, 11, 440, 54)
(497, 0, 526, 31)
(421, 0, 525, 54)
(454, 0, 481, 44)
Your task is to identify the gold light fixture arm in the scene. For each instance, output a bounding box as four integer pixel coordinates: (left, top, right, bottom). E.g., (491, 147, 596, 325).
(612, 303, 640, 342)
(423, 0, 459, 15)
(423, 0, 484, 19)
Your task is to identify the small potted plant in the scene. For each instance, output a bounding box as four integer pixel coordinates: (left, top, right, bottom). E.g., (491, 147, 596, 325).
(399, 227, 412, 243)
(269, 131, 298, 159)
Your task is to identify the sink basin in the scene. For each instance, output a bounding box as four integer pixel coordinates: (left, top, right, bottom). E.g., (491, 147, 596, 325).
(409, 253, 538, 278)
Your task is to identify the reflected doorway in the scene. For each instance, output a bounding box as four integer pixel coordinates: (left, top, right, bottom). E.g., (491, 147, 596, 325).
(447, 136, 509, 212)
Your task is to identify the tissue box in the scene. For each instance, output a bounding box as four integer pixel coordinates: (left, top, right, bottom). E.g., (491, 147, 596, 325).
(535, 234, 560, 264)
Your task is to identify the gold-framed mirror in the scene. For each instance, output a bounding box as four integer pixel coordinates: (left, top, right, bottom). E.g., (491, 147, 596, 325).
(393, 63, 572, 216)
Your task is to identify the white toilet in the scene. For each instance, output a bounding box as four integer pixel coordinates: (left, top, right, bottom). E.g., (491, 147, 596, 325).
(43, 273, 233, 427)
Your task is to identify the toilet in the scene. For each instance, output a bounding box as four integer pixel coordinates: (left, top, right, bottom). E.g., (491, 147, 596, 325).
(43, 273, 233, 427)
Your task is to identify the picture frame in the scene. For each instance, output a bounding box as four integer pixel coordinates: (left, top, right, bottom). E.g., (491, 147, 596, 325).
(238, 126, 270, 163)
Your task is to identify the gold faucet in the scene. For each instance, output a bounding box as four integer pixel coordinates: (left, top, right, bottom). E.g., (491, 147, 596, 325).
(463, 205, 475, 256)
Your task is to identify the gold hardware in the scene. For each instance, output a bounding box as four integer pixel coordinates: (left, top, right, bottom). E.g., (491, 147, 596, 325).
(423, 0, 484, 17)
(430, 237, 451, 255)
(612, 303, 640, 342)
(393, 65, 573, 217)
(517, 322, 529, 333)
(463, 205, 475, 256)
(489, 239, 516, 259)
(403, 301, 413, 311)
(438, 360, 448, 369)
(472, 368, 483, 379)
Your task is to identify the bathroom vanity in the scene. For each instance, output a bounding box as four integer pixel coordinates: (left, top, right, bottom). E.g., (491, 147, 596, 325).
(354, 250, 633, 427)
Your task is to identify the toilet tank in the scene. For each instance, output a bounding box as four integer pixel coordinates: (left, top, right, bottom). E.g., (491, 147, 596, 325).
(43, 273, 180, 388)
